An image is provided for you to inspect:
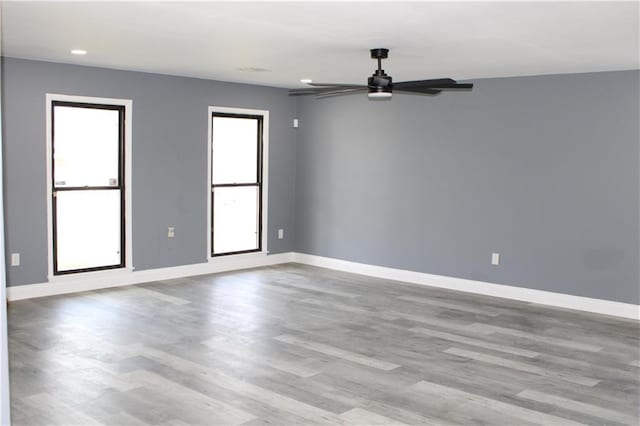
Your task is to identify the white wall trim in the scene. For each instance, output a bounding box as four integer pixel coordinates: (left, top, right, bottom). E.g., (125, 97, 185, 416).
(292, 253, 640, 320)
(8, 251, 637, 320)
(0, 4, 12, 419)
(7, 252, 294, 301)
(45, 93, 133, 279)
(206, 106, 269, 260)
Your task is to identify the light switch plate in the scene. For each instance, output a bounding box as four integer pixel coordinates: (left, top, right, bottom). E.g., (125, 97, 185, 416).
(491, 252, 500, 265)
(11, 253, 20, 266)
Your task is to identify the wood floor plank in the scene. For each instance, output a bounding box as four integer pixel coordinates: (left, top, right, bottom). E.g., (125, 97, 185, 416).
(265, 279, 361, 299)
(21, 393, 103, 425)
(274, 334, 400, 371)
(129, 345, 346, 424)
(444, 347, 600, 387)
(409, 327, 540, 358)
(339, 408, 410, 425)
(202, 337, 322, 378)
(126, 287, 192, 305)
(124, 369, 257, 425)
(468, 323, 604, 352)
(396, 295, 503, 317)
(410, 381, 585, 426)
(517, 389, 638, 425)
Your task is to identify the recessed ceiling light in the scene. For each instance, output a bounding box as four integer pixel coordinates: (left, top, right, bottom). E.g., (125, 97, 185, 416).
(300, 79, 313, 84)
(71, 49, 87, 55)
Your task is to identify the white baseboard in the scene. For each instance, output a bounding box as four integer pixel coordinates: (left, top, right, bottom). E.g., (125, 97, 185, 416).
(7, 252, 294, 301)
(292, 253, 640, 320)
(7, 251, 638, 320)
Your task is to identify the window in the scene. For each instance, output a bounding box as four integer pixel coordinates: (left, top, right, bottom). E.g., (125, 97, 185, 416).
(210, 110, 266, 256)
(48, 96, 130, 275)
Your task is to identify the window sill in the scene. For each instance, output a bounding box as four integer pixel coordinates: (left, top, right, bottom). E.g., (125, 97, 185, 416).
(207, 250, 269, 264)
(48, 266, 134, 284)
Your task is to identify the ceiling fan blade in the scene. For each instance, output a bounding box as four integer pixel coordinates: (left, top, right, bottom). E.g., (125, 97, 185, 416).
(316, 88, 368, 98)
(307, 82, 366, 88)
(394, 78, 472, 90)
(395, 87, 442, 95)
(289, 89, 324, 96)
(437, 83, 473, 89)
(394, 78, 455, 88)
(289, 85, 367, 96)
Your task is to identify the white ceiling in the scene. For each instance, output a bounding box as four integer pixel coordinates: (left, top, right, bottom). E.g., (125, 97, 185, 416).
(2, 1, 638, 88)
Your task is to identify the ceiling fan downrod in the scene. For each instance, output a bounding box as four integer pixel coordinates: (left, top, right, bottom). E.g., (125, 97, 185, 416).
(371, 48, 388, 71)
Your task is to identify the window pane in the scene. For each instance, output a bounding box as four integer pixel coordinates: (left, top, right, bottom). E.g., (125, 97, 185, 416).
(55, 190, 121, 271)
(213, 186, 259, 254)
(212, 116, 259, 184)
(53, 106, 120, 187)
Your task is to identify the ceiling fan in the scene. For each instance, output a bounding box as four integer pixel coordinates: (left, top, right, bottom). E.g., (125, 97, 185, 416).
(289, 48, 473, 100)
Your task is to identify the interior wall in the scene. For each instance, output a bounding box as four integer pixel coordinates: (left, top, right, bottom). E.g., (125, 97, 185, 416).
(1, 57, 297, 287)
(295, 70, 640, 304)
(2, 57, 638, 305)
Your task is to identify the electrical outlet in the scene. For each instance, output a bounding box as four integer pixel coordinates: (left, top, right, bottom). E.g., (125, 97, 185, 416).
(168, 227, 175, 238)
(491, 252, 500, 266)
(11, 253, 20, 266)
(278, 229, 284, 239)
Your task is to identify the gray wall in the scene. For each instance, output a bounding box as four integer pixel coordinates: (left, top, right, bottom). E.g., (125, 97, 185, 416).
(295, 70, 640, 304)
(3, 57, 639, 305)
(2, 57, 297, 286)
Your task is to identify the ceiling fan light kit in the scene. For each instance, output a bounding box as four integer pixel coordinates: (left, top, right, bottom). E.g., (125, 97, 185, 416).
(368, 91, 393, 99)
(289, 48, 473, 100)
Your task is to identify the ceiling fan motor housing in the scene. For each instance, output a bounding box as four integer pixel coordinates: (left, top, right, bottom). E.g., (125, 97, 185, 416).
(368, 72, 393, 94)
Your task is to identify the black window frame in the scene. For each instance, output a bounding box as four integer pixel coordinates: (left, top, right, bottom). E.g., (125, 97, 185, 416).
(51, 101, 126, 275)
(211, 112, 264, 257)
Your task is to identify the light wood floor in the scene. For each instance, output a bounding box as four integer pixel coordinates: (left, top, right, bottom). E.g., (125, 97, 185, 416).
(8, 263, 640, 425)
